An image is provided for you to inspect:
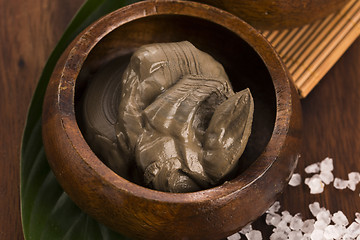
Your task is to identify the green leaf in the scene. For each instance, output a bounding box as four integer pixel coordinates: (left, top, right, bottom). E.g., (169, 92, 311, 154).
(20, 1, 141, 239)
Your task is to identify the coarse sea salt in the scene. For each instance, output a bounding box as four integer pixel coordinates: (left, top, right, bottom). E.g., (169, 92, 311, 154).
(245, 230, 262, 240)
(309, 202, 323, 217)
(348, 181, 357, 191)
(316, 210, 332, 225)
(306, 175, 324, 194)
(323, 225, 344, 239)
(314, 219, 328, 230)
(334, 178, 348, 190)
(227, 157, 360, 240)
(289, 173, 302, 187)
(289, 214, 303, 231)
(282, 211, 293, 223)
(227, 232, 241, 240)
(287, 230, 302, 240)
(266, 213, 281, 226)
(320, 157, 334, 172)
(311, 229, 325, 239)
(333, 172, 360, 191)
(347, 172, 360, 191)
(349, 172, 360, 184)
(305, 163, 320, 174)
(332, 211, 349, 226)
(235, 200, 360, 240)
(346, 222, 360, 238)
(301, 219, 315, 234)
(267, 201, 281, 214)
(274, 220, 291, 234)
(270, 231, 287, 240)
(303, 158, 336, 194)
(355, 213, 360, 224)
(319, 171, 334, 185)
(239, 223, 253, 235)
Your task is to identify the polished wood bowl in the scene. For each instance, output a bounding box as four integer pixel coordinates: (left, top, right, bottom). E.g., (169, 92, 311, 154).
(194, 0, 350, 29)
(42, 1, 302, 239)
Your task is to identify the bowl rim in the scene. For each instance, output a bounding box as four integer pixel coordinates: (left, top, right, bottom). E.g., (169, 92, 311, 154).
(54, 0, 294, 203)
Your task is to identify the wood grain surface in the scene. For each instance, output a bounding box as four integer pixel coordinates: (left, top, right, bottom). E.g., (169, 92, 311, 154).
(0, 0, 83, 239)
(195, 0, 349, 29)
(261, 0, 360, 98)
(0, 0, 359, 239)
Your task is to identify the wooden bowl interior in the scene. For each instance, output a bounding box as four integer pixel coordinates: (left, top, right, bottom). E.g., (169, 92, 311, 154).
(75, 14, 276, 185)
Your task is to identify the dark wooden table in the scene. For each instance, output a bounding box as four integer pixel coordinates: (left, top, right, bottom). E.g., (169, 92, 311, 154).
(1, 0, 359, 239)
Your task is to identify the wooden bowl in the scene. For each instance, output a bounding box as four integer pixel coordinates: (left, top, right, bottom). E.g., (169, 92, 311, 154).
(42, 1, 302, 239)
(194, 0, 350, 29)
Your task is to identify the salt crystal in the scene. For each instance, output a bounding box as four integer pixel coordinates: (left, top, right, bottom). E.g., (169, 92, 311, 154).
(323, 225, 345, 239)
(267, 201, 281, 214)
(289, 173, 302, 187)
(348, 172, 360, 184)
(342, 233, 353, 240)
(282, 211, 293, 223)
(320, 157, 334, 172)
(303, 233, 312, 239)
(348, 181, 357, 191)
(239, 224, 252, 235)
(290, 214, 304, 231)
(270, 231, 288, 240)
(319, 171, 334, 185)
(288, 230, 303, 240)
(336, 225, 347, 238)
(302, 219, 316, 233)
(331, 211, 349, 226)
(355, 212, 360, 224)
(245, 230, 262, 240)
(346, 222, 360, 238)
(309, 202, 322, 217)
(227, 232, 241, 240)
(306, 176, 324, 194)
(266, 213, 281, 226)
(333, 178, 348, 190)
(235, 157, 360, 240)
(337, 225, 347, 237)
(314, 220, 328, 230)
(316, 210, 331, 225)
(275, 220, 291, 233)
(305, 163, 320, 174)
(310, 229, 325, 240)
(347, 172, 360, 191)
